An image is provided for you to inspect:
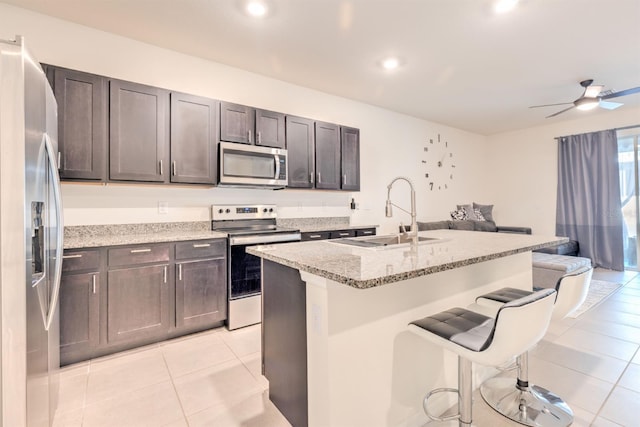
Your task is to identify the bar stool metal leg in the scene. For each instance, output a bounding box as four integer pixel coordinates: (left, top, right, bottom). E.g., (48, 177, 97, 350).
(480, 352, 573, 427)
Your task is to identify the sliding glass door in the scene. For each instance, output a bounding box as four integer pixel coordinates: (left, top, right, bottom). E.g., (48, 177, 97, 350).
(618, 130, 639, 270)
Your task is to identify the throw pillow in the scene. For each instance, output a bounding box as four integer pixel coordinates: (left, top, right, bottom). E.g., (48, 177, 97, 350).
(473, 202, 494, 222)
(457, 204, 480, 221)
(450, 209, 467, 221)
(473, 208, 486, 221)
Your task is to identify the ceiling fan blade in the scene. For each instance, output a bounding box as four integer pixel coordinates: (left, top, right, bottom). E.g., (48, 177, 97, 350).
(546, 105, 575, 118)
(601, 86, 640, 99)
(599, 100, 623, 110)
(584, 85, 604, 98)
(529, 102, 573, 108)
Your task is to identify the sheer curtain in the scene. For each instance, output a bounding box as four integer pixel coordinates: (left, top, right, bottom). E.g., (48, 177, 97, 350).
(556, 129, 624, 270)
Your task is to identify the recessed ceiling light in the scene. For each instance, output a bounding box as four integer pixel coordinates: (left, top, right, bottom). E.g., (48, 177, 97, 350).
(246, 1, 268, 17)
(494, 0, 519, 14)
(381, 57, 400, 71)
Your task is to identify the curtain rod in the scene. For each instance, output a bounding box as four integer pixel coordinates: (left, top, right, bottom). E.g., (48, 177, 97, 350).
(554, 124, 640, 140)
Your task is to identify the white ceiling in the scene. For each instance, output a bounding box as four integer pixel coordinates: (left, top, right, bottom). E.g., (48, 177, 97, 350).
(5, 0, 640, 135)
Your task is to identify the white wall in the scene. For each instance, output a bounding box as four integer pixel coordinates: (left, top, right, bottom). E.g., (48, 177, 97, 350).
(0, 3, 491, 235)
(486, 107, 640, 235)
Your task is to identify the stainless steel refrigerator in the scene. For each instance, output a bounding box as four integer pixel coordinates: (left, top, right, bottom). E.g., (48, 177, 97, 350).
(0, 36, 63, 426)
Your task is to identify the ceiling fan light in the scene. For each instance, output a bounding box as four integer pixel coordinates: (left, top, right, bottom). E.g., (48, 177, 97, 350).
(575, 98, 599, 111)
(494, 0, 519, 14)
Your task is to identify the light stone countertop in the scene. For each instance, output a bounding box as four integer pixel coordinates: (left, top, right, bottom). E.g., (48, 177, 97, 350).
(63, 222, 227, 249)
(247, 229, 568, 289)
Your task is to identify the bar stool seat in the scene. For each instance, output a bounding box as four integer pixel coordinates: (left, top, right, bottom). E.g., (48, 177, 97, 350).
(408, 288, 556, 427)
(472, 266, 593, 427)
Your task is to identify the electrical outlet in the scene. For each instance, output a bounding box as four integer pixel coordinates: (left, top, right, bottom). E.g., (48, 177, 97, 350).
(158, 201, 169, 214)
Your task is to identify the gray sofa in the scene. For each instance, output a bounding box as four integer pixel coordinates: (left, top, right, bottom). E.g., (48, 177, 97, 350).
(409, 220, 532, 234)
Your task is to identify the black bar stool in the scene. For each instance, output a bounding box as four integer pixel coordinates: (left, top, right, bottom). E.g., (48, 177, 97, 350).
(471, 266, 593, 427)
(408, 288, 557, 427)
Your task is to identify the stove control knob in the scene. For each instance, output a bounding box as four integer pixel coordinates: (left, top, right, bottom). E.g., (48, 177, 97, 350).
(263, 208, 268, 213)
(269, 208, 274, 213)
(218, 209, 223, 214)
(225, 209, 230, 214)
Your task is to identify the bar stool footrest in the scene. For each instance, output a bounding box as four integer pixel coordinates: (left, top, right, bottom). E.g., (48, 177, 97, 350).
(424, 387, 461, 422)
(480, 376, 573, 427)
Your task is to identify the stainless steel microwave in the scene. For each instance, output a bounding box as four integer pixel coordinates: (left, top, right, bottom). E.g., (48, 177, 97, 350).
(218, 142, 288, 188)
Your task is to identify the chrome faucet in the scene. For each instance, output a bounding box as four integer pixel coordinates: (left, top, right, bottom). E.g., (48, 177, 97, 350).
(385, 177, 418, 245)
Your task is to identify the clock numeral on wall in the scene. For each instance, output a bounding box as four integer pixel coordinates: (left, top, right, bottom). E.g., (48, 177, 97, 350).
(429, 182, 434, 190)
(430, 139, 433, 144)
(438, 134, 441, 142)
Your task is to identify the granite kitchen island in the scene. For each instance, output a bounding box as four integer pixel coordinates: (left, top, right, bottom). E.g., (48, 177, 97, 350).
(247, 229, 567, 427)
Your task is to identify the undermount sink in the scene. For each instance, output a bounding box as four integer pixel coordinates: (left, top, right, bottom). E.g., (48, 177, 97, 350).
(331, 234, 441, 249)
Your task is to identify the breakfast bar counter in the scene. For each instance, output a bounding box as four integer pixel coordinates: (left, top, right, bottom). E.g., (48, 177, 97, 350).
(248, 230, 567, 427)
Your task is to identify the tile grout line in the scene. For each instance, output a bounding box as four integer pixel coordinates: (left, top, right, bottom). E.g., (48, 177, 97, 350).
(159, 346, 191, 427)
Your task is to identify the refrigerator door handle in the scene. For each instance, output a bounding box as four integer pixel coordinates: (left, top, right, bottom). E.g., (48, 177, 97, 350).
(43, 133, 64, 331)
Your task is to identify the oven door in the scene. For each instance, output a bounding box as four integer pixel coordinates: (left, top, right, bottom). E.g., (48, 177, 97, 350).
(219, 142, 287, 188)
(227, 232, 300, 330)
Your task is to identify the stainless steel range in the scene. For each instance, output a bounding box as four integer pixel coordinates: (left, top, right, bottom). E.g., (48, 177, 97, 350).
(212, 204, 301, 330)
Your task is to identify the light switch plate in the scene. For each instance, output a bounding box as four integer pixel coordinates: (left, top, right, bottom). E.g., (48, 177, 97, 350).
(158, 201, 169, 214)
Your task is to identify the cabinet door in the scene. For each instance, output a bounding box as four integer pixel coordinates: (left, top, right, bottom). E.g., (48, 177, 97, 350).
(54, 68, 107, 180)
(107, 264, 169, 344)
(175, 258, 227, 330)
(315, 121, 341, 189)
(340, 126, 360, 191)
(60, 272, 99, 365)
(286, 116, 315, 188)
(220, 101, 254, 144)
(110, 80, 169, 182)
(170, 93, 217, 184)
(255, 109, 286, 148)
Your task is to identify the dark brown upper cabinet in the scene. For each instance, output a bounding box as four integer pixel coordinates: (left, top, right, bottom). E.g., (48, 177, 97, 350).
(109, 80, 169, 182)
(314, 121, 341, 190)
(220, 101, 285, 148)
(255, 108, 286, 148)
(170, 92, 218, 184)
(285, 115, 315, 188)
(50, 66, 108, 180)
(340, 126, 360, 191)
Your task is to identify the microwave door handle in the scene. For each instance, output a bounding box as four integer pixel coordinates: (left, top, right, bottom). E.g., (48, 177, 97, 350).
(274, 154, 280, 180)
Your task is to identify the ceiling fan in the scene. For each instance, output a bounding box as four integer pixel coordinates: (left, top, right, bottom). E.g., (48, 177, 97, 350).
(529, 79, 640, 118)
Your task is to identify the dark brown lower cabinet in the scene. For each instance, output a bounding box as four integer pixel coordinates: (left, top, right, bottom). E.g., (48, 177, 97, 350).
(59, 239, 227, 365)
(175, 258, 226, 330)
(107, 264, 170, 345)
(59, 272, 100, 365)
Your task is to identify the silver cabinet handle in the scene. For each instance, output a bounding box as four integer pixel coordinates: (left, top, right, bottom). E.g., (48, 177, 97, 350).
(172, 161, 176, 176)
(362, 230, 373, 235)
(248, 130, 252, 143)
(159, 159, 163, 175)
(178, 264, 182, 281)
(192, 243, 211, 248)
(163, 266, 167, 284)
(338, 232, 349, 236)
(309, 234, 322, 238)
(310, 172, 314, 184)
(343, 174, 347, 185)
(57, 151, 61, 170)
(317, 172, 321, 183)
(130, 248, 152, 253)
(62, 254, 83, 259)
(92, 274, 97, 294)
(257, 131, 262, 144)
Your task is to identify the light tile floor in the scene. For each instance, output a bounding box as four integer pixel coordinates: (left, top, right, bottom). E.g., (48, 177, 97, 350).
(54, 269, 640, 427)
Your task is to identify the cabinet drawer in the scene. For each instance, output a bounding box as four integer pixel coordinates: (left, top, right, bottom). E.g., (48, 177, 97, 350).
(108, 244, 170, 267)
(175, 239, 226, 260)
(301, 231, 330, 241)
(329, 230, 356, 239)
(62, 249, 100, 273)
(355, 228, 376, 237)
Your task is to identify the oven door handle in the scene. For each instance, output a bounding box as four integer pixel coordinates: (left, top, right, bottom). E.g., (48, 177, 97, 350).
(229, 233, 301, 246)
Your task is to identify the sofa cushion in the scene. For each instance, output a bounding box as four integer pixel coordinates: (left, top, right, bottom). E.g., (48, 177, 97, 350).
(417, 220, 450, 231)
(473, 202, 494, 222)
(457, 204, 481, 221)
(474, 220, 498, 232)
(450, 209, 467, 221)
(449, 220, 475, 231)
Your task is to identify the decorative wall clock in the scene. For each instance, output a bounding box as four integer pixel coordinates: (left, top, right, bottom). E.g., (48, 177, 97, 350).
(422, 133, 455, 191)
